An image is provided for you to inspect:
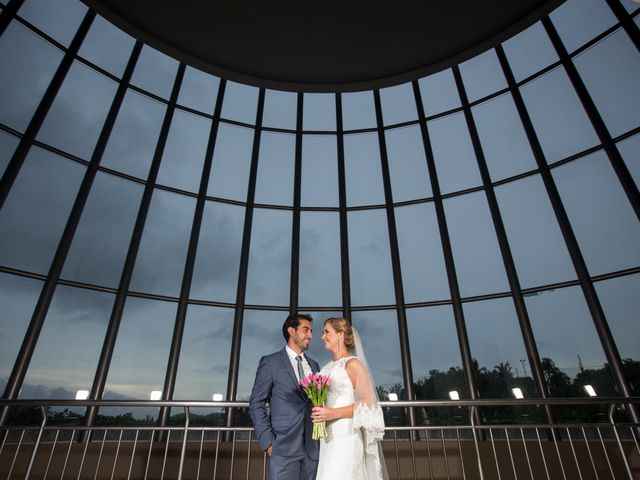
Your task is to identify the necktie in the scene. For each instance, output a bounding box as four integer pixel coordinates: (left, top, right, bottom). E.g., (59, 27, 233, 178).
(295, 355, 305, 382)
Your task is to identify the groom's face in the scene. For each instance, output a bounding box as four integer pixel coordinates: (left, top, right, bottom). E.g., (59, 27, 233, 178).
(288, 318, 313, 352)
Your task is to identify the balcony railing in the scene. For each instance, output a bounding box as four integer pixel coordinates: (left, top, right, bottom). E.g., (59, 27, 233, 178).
(0, 398, 638, 479)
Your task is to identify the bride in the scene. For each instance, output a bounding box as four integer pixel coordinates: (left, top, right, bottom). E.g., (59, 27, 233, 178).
(311, 317, 388, 480)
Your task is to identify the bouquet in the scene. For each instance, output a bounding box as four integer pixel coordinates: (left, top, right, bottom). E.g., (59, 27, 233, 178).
(300, 373, 331, 440)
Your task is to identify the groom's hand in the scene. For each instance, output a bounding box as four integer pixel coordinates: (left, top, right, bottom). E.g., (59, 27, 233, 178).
(266, 445, 272, 456)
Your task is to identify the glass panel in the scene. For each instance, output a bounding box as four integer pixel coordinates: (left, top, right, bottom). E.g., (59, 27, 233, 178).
(254, 131, 295, 206)
(0, 130, 19, 178)
(0, 147, 84, 274)
(190, 201, 244, 303)
(61, 173, 143, 287)
(207, 123, 253, 202)
(344, 132, 385, 206)
(444, 191, 510, 297)
(177, 66, 220, 113)
(520, 66, 599, 163)
(303, 93, 336, 131)
(0, 21, 63, 132)
(502, 21, 559, 82)
(18, 0, 87, 47)
(395, 203, 449, 303)
(408, 306, 466, 400)
(526, 286, 617, 398)
(380, 82, 418, 125)
(459, 49, 507, 103)
(220, 81, 259, 125)
(341, 91, 376, 131)
(573, 29, 640, 138)
(38, 61, 118, 159)
(594, 274, 640, 395)
(129, 190, 196, 297)
(173, 305, 233, 400)
(472, 93, 537, 181)
(245, 208, 292, 306)
(418, 68, 461, 117)
(464, 297, 536, 398)
(301, 135, 339, 207)
(428, 112, 482, 194)
(156, 109, 211, 192)
(130, 45, 179, 99)
(347, 209, 395, 306)
(78, 14, 134, 78)
(550, 0, 617, 54)
(385, 125, 432, 202)
(103, 297, 176, 399)
(617, 133, 640, 188)
(263, 89, 297, 130)
(0, 273, 42, 392)
(21, 286, 112, 398)
(100, 89, 166, 179)
(299, 212, 342, 307)
(553, 150, 640, 276)
(622, 0, 640, 13)
(495, 175, 576, 288)
(237, 310, 289, 400)
(351, 310, 403, 403)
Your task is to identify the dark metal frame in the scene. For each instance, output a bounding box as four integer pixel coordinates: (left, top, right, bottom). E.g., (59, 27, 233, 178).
(0, 0, 638, 436)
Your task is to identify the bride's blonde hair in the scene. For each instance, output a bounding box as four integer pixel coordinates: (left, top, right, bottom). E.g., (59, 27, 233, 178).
(324, 317, 355, 351)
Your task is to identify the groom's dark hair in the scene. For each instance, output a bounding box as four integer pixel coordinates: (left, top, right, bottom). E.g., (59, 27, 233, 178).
(282, 313, 313, 341)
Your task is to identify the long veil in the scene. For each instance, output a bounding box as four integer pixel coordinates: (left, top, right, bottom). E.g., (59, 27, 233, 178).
(352, 327, 389, 480)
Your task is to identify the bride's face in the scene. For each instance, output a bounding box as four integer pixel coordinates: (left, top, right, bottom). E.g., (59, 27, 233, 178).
(321, 323, 342, 352)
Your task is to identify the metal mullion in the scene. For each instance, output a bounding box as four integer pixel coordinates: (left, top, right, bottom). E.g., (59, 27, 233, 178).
(0, 0, 24, 38)
(224, 88, 266, 428)
(0, 11, 98, 426)
(289, 93, 303, 313)
(0, 9, 95, 209)
(82, 62, 186, 430)
(335, 94, 352, 321)
(452, 64, 554, 425)
(157, 78, 227, 428)
(496, 42, 639, 423)
(411, 80, 479, 403)
(543, 17, 640, 221)
(605, 0, 640, 52)
(372, 90, 415, 423)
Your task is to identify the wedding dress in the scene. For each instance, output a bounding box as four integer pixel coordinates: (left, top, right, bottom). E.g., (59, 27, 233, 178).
(315, 355, 387, 480)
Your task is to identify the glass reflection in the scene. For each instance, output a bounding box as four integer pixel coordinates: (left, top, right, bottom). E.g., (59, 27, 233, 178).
(62, 172, 143, 287)
(553, 150, 640, 276)
(100, 89, 166, 179)
(0, 147, 84, 274)
(129, 189, 196, 297)
(299, 212, 342, 307)
(38, 60, 118, 159)
(104, 297, 176, 401)
(190, 201, 244, 303)
(0, 273, 42, 393)
(156, 108, 211, 192)
(0, 21, 63, 132)
(21, 285, 113, 398)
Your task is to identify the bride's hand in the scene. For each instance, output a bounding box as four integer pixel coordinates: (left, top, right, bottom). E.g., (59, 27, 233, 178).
(311, 406, 333, 422)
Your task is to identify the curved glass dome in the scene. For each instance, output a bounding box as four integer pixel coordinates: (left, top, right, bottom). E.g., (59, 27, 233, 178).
(0, 0, 638, 424)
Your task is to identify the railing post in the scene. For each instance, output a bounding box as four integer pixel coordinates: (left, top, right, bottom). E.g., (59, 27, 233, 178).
(469, 406, 485, 480)
(23, 405, 47, 480)
(177, 406, 190, 480)
(609, 403, 635, 480)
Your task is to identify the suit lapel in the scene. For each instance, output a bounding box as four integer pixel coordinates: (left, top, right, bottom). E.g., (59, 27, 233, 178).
(279, 348, 304, 394)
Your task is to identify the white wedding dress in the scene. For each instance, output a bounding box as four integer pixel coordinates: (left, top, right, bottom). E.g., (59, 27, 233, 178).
(315, 356, 386, 480)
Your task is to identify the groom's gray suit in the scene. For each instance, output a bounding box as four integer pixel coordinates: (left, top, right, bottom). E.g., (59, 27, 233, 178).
(249, 348, 320, 480)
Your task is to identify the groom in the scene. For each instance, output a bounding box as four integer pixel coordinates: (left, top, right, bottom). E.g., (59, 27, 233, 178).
(249, 313, 320, 480)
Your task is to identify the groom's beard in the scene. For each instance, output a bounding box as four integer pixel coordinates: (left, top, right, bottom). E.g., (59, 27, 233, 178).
(293, 336, 311, 351)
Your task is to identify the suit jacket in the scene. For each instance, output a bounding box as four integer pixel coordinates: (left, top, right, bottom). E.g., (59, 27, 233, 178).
(249, 348, 320, 459)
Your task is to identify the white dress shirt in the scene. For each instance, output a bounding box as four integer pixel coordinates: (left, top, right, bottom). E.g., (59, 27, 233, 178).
(285, 345, 312, 382)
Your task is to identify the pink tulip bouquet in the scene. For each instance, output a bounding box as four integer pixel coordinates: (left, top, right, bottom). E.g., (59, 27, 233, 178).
(300, 373, 331, 440)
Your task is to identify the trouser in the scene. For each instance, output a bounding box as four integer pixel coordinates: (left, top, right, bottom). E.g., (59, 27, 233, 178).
(268, 451, 318, 480)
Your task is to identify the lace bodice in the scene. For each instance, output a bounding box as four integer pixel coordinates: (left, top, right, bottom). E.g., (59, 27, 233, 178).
(320, 356, 357, 408)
